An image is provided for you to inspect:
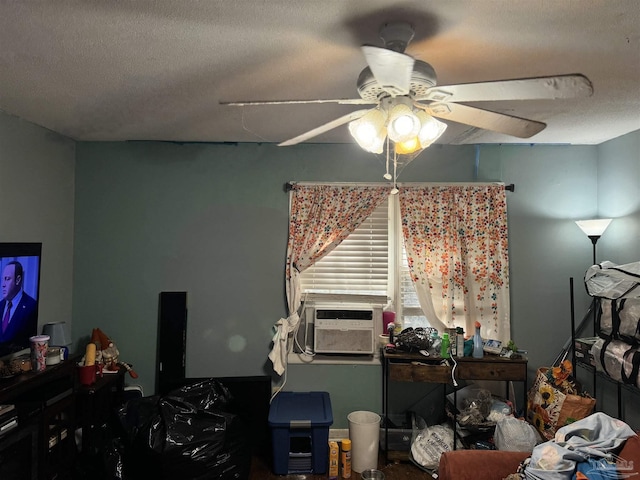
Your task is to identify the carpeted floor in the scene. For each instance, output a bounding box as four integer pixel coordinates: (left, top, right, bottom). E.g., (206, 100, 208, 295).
(249, 453, 436, 479)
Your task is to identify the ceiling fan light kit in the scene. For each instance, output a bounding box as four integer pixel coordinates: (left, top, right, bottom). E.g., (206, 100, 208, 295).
(222, 20, 593, 184)
(350, 101, 448, 156)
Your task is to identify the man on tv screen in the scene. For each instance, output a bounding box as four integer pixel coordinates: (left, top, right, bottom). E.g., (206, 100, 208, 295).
(0, 261, 37, 343)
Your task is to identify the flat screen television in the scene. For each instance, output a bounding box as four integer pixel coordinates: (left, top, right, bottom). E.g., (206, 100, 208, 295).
(0, 243, 41, 360)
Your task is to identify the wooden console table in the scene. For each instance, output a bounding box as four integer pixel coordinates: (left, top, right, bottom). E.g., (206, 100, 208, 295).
(382, 350, 528, 461)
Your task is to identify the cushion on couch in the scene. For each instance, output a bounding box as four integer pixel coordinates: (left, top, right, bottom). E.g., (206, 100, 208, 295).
(438, 449, 529, 480)
(618, 434, 640, 475)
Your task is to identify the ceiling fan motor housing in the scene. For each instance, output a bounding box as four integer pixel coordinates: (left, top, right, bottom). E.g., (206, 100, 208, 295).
(379, 22, 415, 52)
(356, 60, 438, 101)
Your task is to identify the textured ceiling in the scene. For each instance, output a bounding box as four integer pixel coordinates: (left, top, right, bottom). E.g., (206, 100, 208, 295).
(0, 1, 638, 146)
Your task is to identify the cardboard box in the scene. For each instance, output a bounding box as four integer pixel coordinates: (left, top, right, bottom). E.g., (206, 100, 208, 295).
(575, 337, 598, 366)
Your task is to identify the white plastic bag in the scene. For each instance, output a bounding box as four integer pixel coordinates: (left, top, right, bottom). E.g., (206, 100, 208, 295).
(410, 423, 454, 470)
(494, 416, 540, 452)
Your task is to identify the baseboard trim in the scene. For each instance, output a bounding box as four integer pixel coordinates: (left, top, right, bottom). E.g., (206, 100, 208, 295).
(329, 428, 349, 440)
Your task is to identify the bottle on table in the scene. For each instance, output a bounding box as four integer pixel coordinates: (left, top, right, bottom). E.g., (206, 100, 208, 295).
(473, 321, 484, 358)
(340, 438, 351, 478)
(441, 332, 450, 358)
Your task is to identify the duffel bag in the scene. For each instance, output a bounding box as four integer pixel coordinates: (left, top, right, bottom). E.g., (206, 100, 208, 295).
(598, 297, 640, 343)
(592, 337, 640, 388)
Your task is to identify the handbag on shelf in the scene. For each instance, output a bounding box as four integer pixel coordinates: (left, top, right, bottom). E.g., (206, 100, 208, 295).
(526, 363, 596, 440)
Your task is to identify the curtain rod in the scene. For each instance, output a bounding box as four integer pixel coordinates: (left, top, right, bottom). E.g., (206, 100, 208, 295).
(285, 182, 515, 192)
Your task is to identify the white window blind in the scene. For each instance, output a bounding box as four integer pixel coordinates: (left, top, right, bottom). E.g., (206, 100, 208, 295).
(400, 246, 428, 328)
(300, 199, 389, 296)
(299, 195, 431, 328)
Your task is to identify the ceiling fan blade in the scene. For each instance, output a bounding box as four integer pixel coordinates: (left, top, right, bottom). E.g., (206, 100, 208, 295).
(362, 45, 414, 96)
(278, 109, 372, 146)
(220, 98, 376, 106)
(416, 74, 593, 103)
(417, 102, 546, 138)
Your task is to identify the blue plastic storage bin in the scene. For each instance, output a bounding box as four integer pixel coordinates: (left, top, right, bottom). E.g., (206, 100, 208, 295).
(268, 391, 333, 474)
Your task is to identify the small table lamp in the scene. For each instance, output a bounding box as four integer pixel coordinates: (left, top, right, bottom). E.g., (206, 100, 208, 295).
(42, 321, 72, 359)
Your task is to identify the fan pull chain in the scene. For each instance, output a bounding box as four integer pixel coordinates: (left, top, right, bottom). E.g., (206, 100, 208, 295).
(383, 137, 392, 180)
(391, 150, 399, 195)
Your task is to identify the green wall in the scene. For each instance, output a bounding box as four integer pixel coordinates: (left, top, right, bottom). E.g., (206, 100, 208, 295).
(0, 112, 76, 335)
(2, 106, 637, 429)
(594, 131, 640, 428)
(72, 139, 616, 427)
(598, 131, 640, 262)
(71, 141, 478, 416)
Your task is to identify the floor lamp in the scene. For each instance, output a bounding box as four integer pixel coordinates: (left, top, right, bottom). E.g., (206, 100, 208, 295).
(559, 219, 613, 367)
(572, 218, 612, 403)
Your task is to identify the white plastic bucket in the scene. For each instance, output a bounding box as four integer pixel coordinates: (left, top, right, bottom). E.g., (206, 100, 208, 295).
(347, 410, 381, 473)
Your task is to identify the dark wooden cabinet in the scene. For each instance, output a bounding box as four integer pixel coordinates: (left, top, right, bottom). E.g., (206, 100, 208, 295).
(0, 357, 129, 479)
(0, 357, 77, 480)
(41, 391, 75, 480)
(75, 370, 125, 457)
(0, 423, 38, 480)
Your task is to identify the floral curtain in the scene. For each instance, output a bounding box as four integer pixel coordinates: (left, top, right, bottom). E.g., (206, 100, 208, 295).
(399, 184, 510, 342)
(269, 184, 389, 375)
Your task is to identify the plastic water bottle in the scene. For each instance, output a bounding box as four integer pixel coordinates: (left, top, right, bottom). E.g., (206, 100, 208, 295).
(431, 331, 441, 355)
(473, 322, 484, 358)
(440, 332, 450, 358)
(456, 327, 465, 358)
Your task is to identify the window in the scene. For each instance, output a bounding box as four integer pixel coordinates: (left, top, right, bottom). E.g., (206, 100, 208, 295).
(293, 182, 511, 348)
(300, 196, 429, 328)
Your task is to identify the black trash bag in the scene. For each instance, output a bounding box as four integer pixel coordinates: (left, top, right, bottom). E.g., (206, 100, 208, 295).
(117, 379, 251, 480)
(395, 327, 437, 352)
(103, 436, 126, 480)
(75, 422, 128, 480)
(164, 378, 232, 411)
(116, 395, 164, 478)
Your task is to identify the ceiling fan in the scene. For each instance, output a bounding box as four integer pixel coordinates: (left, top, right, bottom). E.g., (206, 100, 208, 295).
(221, 21, 593, 155)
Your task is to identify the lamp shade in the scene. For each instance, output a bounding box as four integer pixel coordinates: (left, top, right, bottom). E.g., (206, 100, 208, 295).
(575, 219, 612, 237)
(348, 108, 387, 154)
(394, 136, 421, 155)
(386, 103, 420, 143)
(41, 321, 71, 346)
(416, 111, 447, 148)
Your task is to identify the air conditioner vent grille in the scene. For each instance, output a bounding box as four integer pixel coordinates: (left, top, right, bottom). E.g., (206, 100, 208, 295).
(315, 309, 373, 320)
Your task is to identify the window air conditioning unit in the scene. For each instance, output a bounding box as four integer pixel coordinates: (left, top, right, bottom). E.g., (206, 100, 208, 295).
(312, 306, 381, 355)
